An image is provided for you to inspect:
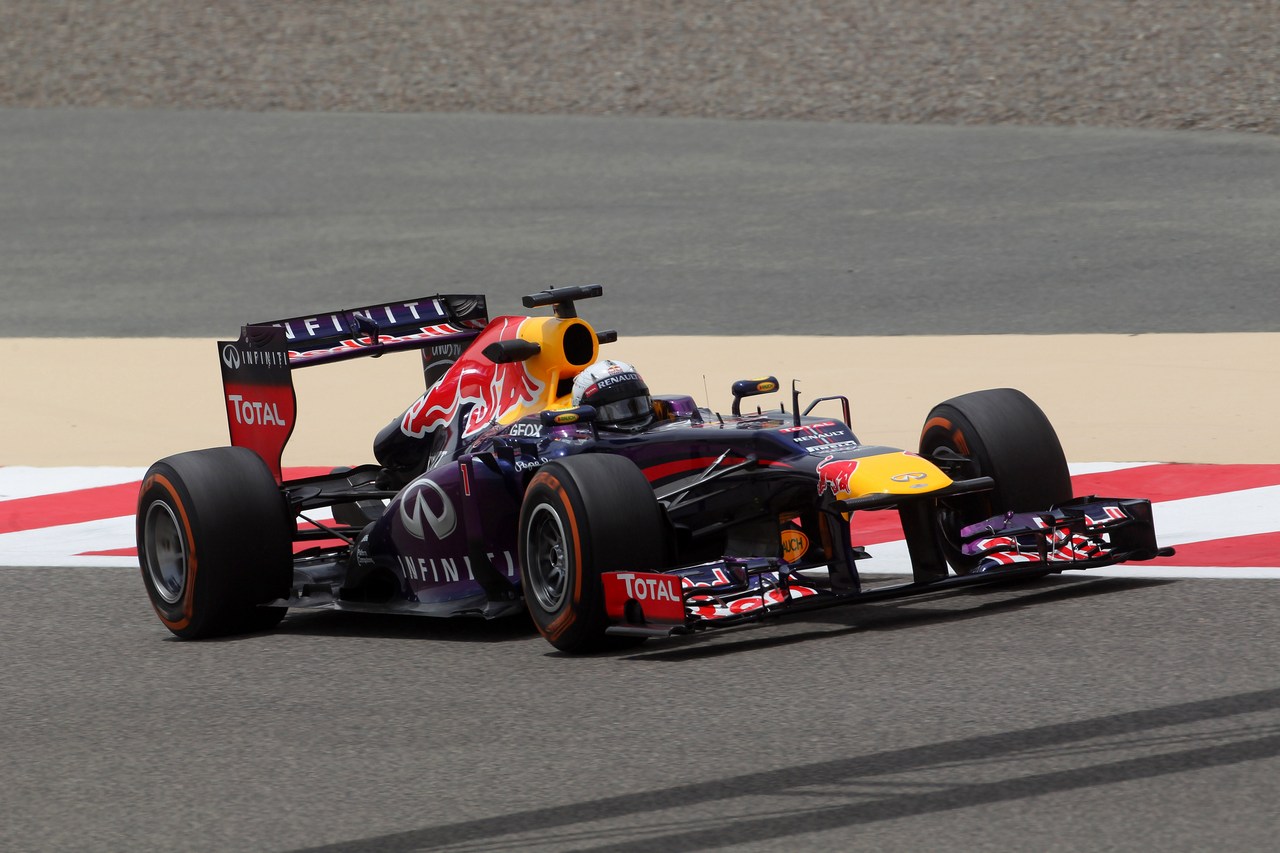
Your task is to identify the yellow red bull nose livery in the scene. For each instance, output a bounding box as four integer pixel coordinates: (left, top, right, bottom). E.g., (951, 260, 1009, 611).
(136, 286, 1174, 652)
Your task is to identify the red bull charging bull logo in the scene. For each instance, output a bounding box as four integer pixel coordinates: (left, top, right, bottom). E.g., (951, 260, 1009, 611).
(816, 455, 860, 497)
(401, 318, 545, 440)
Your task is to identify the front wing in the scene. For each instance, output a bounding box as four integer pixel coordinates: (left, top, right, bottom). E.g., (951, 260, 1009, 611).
(602, 496, 1174, 639)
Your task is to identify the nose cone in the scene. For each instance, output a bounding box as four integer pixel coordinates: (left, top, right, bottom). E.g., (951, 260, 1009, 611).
(815, 450, 952, 500)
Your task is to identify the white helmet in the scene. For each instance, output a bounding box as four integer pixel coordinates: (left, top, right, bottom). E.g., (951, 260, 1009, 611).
(570, 359, 654, 431)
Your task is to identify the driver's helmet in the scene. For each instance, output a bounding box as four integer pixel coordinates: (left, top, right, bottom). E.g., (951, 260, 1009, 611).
(571, 359, 654, 431)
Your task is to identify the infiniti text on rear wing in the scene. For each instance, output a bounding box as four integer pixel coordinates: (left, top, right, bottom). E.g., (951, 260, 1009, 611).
(217, 294, 489, 481)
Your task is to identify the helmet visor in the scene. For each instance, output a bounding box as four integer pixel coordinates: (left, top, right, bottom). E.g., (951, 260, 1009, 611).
(595, 395, 653, 425)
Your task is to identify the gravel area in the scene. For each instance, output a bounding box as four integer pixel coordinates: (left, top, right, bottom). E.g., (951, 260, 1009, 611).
(3, 1, 1278, 132)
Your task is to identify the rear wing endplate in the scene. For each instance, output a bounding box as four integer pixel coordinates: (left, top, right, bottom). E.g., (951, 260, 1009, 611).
(217, 294, 488, 480)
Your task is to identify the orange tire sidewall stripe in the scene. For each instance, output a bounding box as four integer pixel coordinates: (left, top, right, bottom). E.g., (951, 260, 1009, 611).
(145, 473, 198, 632)
(534, 474, 584, 643)
(923, 416, 968, 455)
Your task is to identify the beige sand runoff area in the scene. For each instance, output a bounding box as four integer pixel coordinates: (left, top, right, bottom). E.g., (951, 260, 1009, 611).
(2, 334, 1275, 468)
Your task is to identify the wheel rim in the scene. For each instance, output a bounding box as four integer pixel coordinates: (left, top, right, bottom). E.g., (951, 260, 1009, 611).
(144, 501, 188, 604)
(525, 504, 570, 612)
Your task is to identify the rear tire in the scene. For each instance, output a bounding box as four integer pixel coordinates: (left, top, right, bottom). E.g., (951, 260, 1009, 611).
(518, 455, 669, 653)
(920, 388, 1072, 574)
(137, 447, 293, 638)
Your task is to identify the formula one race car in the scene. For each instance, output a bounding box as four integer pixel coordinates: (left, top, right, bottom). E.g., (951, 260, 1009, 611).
(137, 286, 1174, 652)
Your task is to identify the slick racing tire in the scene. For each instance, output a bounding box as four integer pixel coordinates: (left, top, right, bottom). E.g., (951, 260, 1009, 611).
(137, 447, 293, 639)
(920, 388, 1072, 575)
(518, 454, 669, 654)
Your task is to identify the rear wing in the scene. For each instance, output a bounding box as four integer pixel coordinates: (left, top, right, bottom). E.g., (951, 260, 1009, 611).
(217, 294, 489, 481)
(265, 294, 489, 366)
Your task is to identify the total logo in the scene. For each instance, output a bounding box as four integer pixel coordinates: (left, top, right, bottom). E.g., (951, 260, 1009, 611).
(398, 479, 457, 540)
(613, 572, 681, 603)
(226, 394, 288, 427)
(780, 421, 836, 434)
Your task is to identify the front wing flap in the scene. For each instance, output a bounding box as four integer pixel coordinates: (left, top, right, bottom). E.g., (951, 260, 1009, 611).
(957, 495, 1173, 573)
(603, 496, 1174, 639)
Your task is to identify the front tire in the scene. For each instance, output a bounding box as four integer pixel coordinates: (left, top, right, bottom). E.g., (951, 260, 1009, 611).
(137, 447, 293, 638)
(920, 388, 1072, 574)
(518, 455, 669, 653)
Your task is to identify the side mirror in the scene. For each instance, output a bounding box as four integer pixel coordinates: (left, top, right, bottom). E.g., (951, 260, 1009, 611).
(730, 376, 779, 416)
(540, 406, 597, 428)
(483, 339, 541, 364)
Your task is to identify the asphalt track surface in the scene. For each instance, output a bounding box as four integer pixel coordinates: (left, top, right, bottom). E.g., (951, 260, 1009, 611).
(3, 108, 1279, 337)
(4, 110, 1280, 852)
